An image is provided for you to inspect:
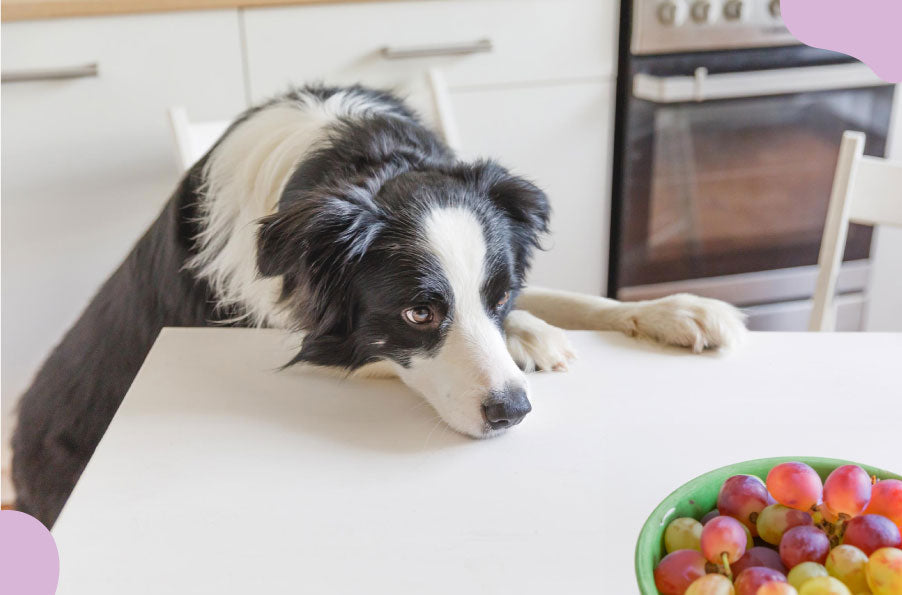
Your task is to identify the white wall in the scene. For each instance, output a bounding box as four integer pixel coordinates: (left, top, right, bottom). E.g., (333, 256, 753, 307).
(865, 83, 902, 332)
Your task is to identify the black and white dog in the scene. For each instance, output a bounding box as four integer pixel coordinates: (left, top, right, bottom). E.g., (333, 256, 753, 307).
(12, 85, 746, 527)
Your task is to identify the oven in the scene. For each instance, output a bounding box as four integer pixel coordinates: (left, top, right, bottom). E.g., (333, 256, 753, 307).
(610, 0, 896, 330)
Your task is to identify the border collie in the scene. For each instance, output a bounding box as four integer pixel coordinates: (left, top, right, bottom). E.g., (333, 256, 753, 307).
(12, 85, 746, 527)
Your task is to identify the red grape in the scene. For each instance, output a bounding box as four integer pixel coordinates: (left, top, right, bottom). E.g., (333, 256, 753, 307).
(823, 465, 872, 518)
(701, 510, 720, 525)
(757, 504, 814, 545)
(779, 525, 831, 568)
(842, 514, 902, 556)
(654, 549, 707, 595)
(701, 515, 747, 565)
(767, 463, 823, 511)
(732, 545, 788, 576)
(864, 479, 902, 532)
(718, 474, 770, 535)
(734, 567, 788, 595)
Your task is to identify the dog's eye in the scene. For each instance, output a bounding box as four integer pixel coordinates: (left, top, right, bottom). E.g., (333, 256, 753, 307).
(403, 306, 435, 326)
(496, 291, 511, 309)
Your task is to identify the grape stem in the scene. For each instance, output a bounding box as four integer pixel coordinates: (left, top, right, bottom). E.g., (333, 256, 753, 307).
(721, 552, 732, 580)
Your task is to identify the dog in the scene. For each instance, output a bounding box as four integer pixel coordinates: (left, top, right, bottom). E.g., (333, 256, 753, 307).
(12, 85, 747, 528)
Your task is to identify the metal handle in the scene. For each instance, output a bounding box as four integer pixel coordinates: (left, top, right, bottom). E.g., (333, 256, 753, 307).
(381, 39, 493, 60)
(633, 62, 887, 103)
(2, 62, 99, 84)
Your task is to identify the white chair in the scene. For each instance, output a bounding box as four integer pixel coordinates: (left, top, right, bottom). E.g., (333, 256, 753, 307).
(167, 69, 462, 173)
(810, 131, 902, 331)
(167, 106, 230, 172)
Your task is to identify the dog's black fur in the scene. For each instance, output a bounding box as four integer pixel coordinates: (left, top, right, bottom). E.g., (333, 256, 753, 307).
(12, 85, 549, 528)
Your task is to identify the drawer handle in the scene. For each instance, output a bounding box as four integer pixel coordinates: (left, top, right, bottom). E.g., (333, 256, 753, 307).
(1, 62, 99, 84)
(381, 39, 493, 60)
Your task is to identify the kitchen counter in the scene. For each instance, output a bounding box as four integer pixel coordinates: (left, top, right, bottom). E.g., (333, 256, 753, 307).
(1, 0, 390, 22)
(52, 327, 901, 593)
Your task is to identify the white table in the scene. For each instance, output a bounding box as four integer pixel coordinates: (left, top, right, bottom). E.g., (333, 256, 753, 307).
(53, 328, 902, 594)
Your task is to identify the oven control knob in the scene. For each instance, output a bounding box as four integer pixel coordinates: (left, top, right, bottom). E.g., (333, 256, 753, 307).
(691, 0, 715, 23)
(723, 0, 747, 21)
(769, 0, 781, 17)
(657, 0, 688, 26)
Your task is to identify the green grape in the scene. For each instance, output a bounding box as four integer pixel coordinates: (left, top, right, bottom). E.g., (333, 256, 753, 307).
(866, 547, 902, 595)
(787, 562, 828, 590)
(757, 504, 814, 545)
(665, 517, 703, 553)
(824, 544, 868, 593)
(797, 576, 852, 595)
(685, 573, 734, 595)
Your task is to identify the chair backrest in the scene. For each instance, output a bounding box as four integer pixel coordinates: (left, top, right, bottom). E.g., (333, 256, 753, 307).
(167, 70, 462, 173)
(167, 106, 230, 172)
(809, 131, 902, 331)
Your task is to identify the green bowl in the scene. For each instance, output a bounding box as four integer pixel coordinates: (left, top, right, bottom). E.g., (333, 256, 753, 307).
(635, 457, 902, 594)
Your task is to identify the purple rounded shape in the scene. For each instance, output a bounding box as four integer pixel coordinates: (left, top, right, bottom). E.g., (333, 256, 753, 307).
(782, 0, 902, 83)
(0, 510, 60, 595)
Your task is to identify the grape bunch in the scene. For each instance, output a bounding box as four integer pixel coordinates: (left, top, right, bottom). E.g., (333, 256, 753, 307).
(653, 462, 902, 595)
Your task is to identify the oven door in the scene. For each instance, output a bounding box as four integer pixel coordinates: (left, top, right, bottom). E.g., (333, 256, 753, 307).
(613, 56, 895, 306)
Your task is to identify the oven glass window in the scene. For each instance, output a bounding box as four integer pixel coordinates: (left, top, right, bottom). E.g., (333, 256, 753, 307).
(620, 86, 894, 289)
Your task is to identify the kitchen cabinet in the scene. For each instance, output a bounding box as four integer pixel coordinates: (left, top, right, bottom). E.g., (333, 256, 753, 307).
(452, 81, 615, 294)
(0, 10, 247, 424)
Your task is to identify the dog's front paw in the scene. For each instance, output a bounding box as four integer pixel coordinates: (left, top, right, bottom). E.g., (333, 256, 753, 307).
(504, 310, 577, 372)
(624, 294, 747, 352)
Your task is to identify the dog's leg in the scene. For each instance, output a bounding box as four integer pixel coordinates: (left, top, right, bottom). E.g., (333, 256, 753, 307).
(515, 287, 747, 352)
(504, 309, 576, 372)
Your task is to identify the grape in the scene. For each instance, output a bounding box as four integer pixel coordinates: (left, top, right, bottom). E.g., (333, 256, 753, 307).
(767, 463, 823, 512)
(701, 515, 748, 565)
(718, 474, 771, 534)
(842, 514, 902, 556)
(684, 573, 734, 595)
(787, 562, 828, 590)
(824, 544, 869, 593)
(866, 547, 902, 595)
(654, 549, 708, 595)
(779, 526, 830, 569)
(864, 479, 902, 532)
(701, 510, 721, 525)
(757, 582, 799, 595)
(757, 504, 814, 545)
(823, 465, 872, 518)
(666, 517, 704, 553)
(797, 576, 852, 595)
(734, 567, 787, 595)
(733, 546, 788, 576)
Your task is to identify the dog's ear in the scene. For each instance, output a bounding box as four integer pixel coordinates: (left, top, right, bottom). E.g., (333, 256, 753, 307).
(455, 160, 551, 277)
(256, 189, 384, 280)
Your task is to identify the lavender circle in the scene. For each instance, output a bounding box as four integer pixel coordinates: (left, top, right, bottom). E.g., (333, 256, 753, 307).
(0, 510, 60, 595)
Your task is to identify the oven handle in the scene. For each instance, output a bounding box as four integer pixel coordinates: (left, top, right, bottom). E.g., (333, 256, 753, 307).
(633, 63, 888, 103)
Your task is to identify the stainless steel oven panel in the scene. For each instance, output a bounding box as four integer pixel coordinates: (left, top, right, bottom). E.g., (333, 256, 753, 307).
(633, 63, 887, 103)
(743, 293, 866, 331)
(632, 0, 799, 55)
(618, 260, 871, 306)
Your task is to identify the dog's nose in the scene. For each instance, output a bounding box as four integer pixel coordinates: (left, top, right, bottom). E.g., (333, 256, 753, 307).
(483, 386, 532, 430)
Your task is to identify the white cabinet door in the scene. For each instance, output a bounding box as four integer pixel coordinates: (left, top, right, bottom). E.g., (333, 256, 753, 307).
(451, 81, 615, 295)
(0, 12, 246, 416)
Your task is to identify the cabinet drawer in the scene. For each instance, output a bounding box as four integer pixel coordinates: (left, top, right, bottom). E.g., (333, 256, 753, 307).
(243, 0, 619, 102)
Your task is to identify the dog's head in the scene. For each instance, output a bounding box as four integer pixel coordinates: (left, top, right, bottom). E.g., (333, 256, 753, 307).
(256, 160, 549, 438)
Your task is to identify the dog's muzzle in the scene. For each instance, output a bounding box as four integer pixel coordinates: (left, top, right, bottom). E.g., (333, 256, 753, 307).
(482, 385, 532, 430)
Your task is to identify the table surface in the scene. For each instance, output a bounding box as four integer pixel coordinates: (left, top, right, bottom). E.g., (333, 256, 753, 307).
(53, 328, 902, 594)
